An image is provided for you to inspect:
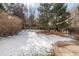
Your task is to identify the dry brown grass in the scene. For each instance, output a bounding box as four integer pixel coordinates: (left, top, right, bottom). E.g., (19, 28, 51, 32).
(37, 30, 54, 35)
(0, 12, 23, 37)
(37, 30, 65, 37)
(50, 41, 79, 56)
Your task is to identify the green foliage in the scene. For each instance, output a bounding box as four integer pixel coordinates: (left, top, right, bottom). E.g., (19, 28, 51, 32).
(38, 3, 52, 29)
(56, 21, 70, 30)
(38, 3, 70, 30)
(39, 19, 49, 29)
(0, 3, 5, 12)
(77, 4, 79, 11)
(51, 3, 70, 31)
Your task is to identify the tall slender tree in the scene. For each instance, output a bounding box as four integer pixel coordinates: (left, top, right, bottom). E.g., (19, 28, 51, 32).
(38, 3, 52, 29)
(27, 6, 35, 27)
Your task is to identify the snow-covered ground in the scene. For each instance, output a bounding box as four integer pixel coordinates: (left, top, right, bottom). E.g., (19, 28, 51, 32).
(0, 30, 74, 56)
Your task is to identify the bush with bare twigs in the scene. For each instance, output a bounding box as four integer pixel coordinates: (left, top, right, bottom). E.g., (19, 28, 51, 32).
(0, 12, 23, 37)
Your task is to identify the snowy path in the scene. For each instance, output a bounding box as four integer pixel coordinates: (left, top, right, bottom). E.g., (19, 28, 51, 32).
(0, 30, 74, 56)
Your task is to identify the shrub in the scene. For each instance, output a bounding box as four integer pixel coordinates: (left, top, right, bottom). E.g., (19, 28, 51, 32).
(0, 12, 23, 37)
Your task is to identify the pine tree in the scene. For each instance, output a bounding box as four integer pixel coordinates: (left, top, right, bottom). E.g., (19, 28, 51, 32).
(0, 3, 5, 12)
(77, 4, 79, 11)
(51, 3, 70, 31)
(38, 3, 52, 29)
(38, 3, 70, 31)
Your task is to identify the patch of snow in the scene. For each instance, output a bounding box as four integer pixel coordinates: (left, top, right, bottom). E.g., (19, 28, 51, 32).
(0, 30, 74, 56)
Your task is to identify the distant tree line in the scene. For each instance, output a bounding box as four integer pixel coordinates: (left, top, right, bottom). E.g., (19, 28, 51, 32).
(0, 3, 72, 32)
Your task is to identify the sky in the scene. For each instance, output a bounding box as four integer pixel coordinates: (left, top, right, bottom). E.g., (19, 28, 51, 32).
(67, 3, 78, 11)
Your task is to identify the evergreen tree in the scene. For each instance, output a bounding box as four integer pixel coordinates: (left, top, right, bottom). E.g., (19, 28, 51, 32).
(38, 3, 52, 29)
(77, 4, 79, 11)
(50, 3, 70, 31)
(0, 3, 5, 12)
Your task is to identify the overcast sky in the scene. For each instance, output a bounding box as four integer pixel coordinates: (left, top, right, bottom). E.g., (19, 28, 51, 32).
(67, 3, 78, 11)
